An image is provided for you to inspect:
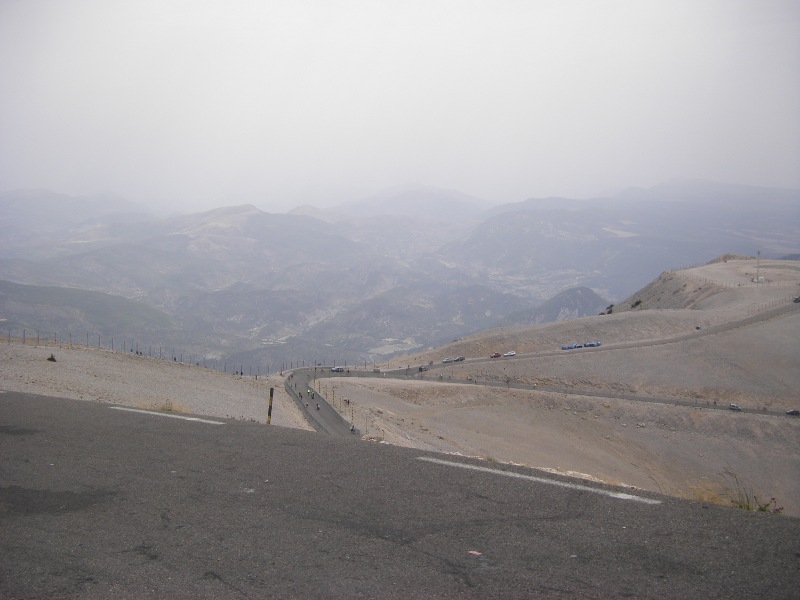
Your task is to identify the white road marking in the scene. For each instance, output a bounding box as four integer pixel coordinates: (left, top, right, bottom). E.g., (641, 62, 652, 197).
(417, 456, 662, 505)
(109, 406, 225, 425)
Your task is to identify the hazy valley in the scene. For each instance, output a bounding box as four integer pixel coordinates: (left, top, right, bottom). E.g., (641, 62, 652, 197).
(1, 180, 798, 372)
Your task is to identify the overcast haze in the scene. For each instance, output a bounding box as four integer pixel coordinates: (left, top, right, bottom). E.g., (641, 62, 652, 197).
(1, 0, 798, 214)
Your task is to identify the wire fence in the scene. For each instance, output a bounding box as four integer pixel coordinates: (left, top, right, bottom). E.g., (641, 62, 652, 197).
(3, 329, 277, 379)
(673, 274, 800, 289)
(7, 256, 797, 377)
(669, 253, 799, 272)
(668, 255, 800, 290)
(4, 329, 384, 379)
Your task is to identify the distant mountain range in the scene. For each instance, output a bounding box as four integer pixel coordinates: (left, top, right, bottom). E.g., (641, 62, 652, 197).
(1, 180, 797, 368)
(501, 286, 609, 326)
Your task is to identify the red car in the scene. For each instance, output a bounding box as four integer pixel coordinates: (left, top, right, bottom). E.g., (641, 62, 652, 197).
(490, 352, 501, 358)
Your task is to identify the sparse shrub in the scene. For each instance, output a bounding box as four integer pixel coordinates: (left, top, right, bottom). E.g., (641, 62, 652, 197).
(631, 299, 642, 308)
(720, 467, 784, 514)
(755, 497, 784, 513)
(46, 353, 56, 362)
(684, 470, 784, 514)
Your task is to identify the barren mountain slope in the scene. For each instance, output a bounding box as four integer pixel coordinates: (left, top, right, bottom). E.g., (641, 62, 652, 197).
(0, 343, 312, 431)
(2, 258, 797, 516)
(322, 258, 800, 514)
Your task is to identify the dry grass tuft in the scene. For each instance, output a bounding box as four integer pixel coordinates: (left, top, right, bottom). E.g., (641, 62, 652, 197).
(683, 478, 729, 506)
(139, 400, 190, 413)
(681, 470, 784, 514)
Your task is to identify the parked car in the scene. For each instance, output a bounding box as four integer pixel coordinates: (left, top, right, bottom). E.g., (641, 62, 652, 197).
(454, 356, 465, 362)
(786, 409, 799, 416)
(490, 352, 501, 358)
(418, 366, 428, 372)
(584, 341, 601, 347)
(729, 403, 742, 411)
(503, 351, 516, 357)
(442, 357, 454, 363)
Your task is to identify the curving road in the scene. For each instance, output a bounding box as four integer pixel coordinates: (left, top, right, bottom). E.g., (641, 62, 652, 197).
(303, 301, 799, 434)
(284, 368, 355, 435)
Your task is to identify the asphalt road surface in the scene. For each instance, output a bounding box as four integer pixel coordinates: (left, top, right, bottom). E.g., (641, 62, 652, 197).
(2, 391, 798, 599)
(286, 370, 354, 435)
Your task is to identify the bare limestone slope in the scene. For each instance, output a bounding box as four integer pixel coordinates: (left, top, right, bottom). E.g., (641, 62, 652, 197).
(0, 342, 312, 431)
(322, 258, 800, 515)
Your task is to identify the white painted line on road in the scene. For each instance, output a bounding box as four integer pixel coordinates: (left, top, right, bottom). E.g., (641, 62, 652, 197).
(417, 456, 662, 505)
(109, 406, 225, 425)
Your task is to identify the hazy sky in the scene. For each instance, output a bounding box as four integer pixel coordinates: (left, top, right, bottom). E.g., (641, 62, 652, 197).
(1, 0, 798, 213)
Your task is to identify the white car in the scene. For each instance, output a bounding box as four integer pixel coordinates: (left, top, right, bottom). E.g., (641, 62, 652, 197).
(503, 351, 516, 357)
(442, 357, 455, 363)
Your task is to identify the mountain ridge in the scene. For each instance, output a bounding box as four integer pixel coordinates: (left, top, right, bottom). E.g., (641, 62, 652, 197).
(0, 180, 797, 367)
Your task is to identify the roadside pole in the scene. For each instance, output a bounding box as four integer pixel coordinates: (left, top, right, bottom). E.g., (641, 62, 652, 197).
(267, 387, 274, 424)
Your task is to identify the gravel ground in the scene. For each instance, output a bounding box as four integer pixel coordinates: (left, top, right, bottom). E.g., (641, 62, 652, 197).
(323, 375, 800, 516)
